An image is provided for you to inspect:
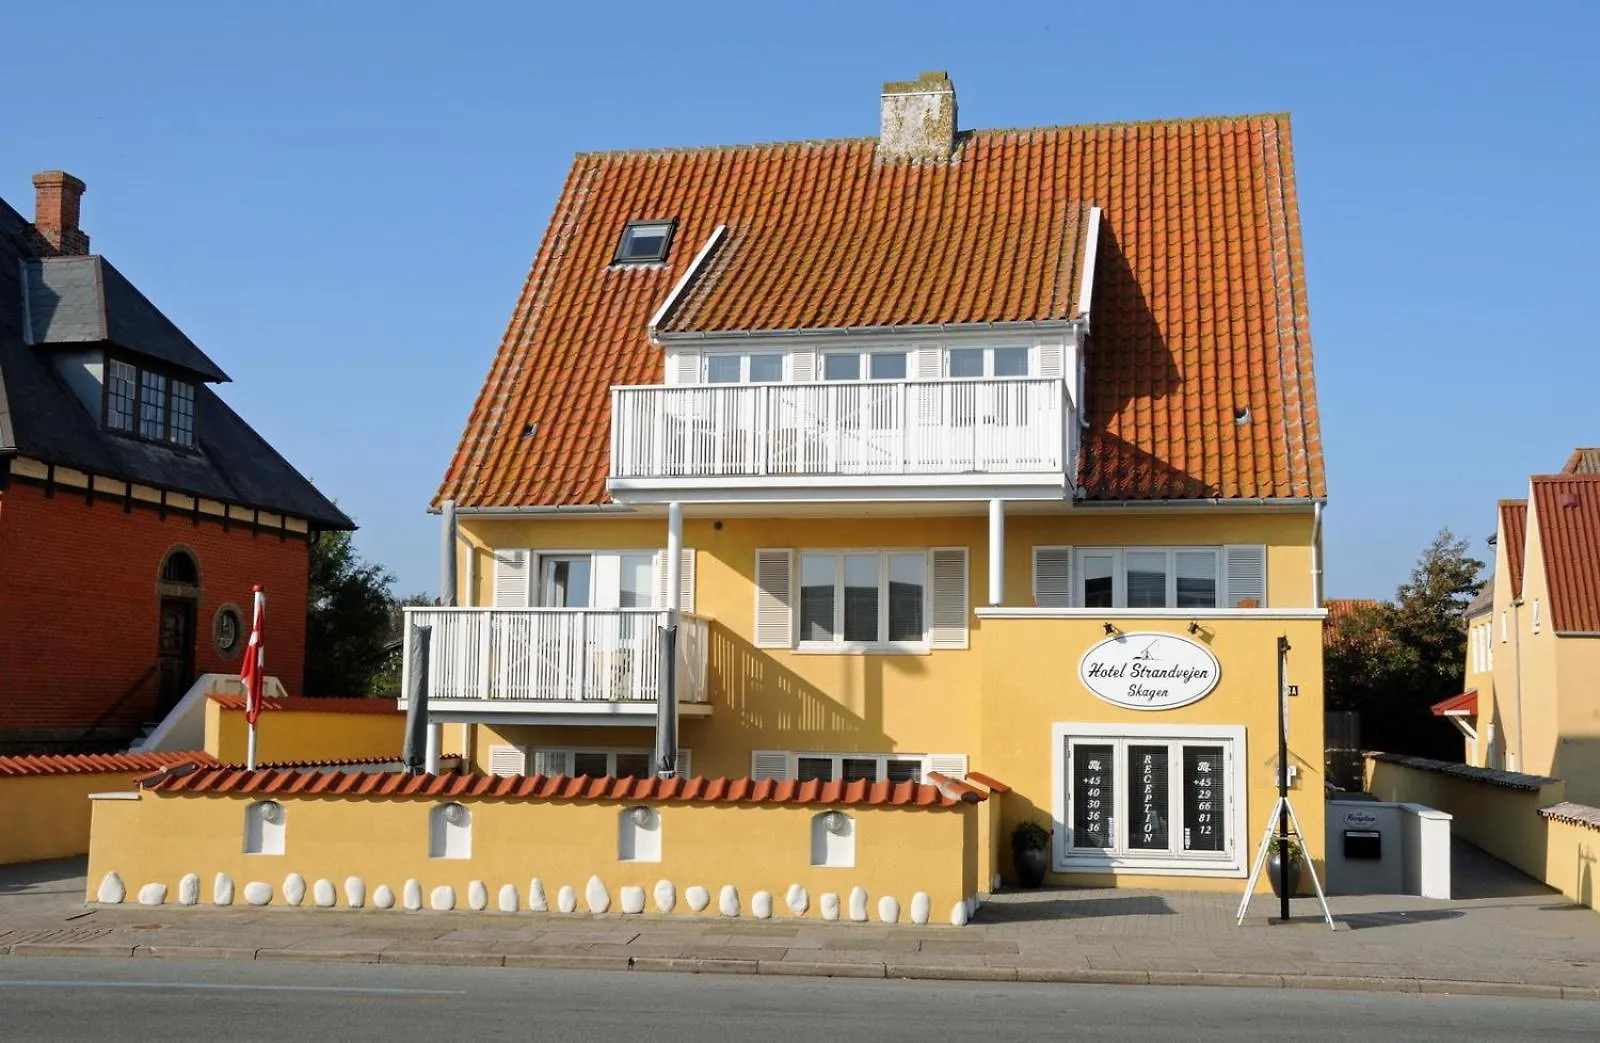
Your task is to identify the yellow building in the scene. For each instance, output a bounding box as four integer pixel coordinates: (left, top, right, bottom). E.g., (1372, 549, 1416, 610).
(1457, 452, 1600, 801)
(407, 72, 1329, 890)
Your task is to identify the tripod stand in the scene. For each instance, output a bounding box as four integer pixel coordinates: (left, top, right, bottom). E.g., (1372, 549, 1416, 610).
(1234, 794, 1333, 928)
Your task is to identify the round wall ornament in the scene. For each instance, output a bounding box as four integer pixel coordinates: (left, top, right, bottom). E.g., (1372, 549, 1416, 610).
(1077, 631, 1221, 710)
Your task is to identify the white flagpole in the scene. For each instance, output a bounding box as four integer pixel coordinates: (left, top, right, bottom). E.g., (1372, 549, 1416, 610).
(245, 587, 264, 770)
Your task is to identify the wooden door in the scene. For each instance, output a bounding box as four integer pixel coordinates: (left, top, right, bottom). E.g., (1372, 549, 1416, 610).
(156, 597, 196, 715)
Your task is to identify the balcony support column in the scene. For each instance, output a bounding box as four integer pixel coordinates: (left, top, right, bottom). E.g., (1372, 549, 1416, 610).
(988, 498, 1005, 606)
(655, 502, 683, 778)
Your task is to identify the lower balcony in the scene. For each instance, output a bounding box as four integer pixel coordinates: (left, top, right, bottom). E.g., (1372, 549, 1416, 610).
(398, 608, 711, 727)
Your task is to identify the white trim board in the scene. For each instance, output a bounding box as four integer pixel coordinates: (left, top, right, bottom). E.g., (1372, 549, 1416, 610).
(977, 608, 1327, 620)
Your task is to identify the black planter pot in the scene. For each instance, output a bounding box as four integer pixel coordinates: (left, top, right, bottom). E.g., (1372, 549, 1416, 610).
(1013, 844, 1049, 889)
(1266, 848, 1302, 899)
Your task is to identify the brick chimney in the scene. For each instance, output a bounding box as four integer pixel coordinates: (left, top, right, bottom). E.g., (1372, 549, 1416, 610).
(879, 71, 957, 163)
(30, 170, 89, 256)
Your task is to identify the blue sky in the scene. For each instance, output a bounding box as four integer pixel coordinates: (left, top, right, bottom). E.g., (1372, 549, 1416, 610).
(7, 1, 1596, 599)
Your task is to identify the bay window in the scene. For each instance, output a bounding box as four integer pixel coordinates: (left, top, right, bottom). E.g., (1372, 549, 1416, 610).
(799, 550, 927, 648)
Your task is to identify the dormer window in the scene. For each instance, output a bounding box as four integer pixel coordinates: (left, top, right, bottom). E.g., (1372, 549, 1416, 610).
(614, 220, 675, 265)
(104, 355, 197, 448)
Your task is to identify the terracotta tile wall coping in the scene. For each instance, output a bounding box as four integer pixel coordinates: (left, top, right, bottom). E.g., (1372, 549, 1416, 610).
(0, 751, 214, 778)
(207, 696, 401, 715)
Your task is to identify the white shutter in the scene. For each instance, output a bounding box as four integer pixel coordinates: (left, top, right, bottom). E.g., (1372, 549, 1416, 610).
(1037, 342, 1064, 378)
(1222, 545, 1267, 608)
(911, 344, 942, 380)
(789, 350, 816, 383)
(591, 552, 622, 609)
(929, 548, 969, 648)
(925, 753, 969, 780)
(654, 548, 696, 613)
(751, 750, 789, 780)
(530, 749, 573, 777)
(492, 550, 530, 607)
(676, 749, 692, 779)
(1032, 546, 1073, 608)
(487, 744, 527, 777)
(667, 349, 701, 385)
(754, 548, 795, 648)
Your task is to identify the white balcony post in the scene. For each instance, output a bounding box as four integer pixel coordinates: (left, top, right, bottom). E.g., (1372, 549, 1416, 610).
(666, 502, 683, 624)
(988, 497, 1005, 607)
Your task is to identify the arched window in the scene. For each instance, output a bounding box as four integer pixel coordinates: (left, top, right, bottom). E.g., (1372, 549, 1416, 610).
(160, 548, 200, 587)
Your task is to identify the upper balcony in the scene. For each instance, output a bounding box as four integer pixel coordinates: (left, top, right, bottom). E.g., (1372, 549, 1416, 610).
(608, 376, 1076, 504)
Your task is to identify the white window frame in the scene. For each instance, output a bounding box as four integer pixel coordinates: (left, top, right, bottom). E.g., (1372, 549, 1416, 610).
(540, 746, 691, 779)
(817, 348, 911, 382)
(787, 752, 931, 783)
(1075, 547, 1222, 610)
(514, 549, 672, 609)
(704, 351, 785, 384)
(946, 345, 1033, 378)
(796, 549, 931, 652)
(1051, 722, 1247, 878)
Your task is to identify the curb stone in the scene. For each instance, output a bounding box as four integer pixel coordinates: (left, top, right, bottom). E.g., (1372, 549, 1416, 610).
(254, 948, 380, 965)
(135, 945, 258, 961)
(757, 960, 886, 979)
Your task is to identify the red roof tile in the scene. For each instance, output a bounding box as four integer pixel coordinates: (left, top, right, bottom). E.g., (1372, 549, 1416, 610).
(142, 770, 980, 808)
(1562, 448, 1600, 475)
(1529, 476, 1600, 633)
(0, 751, 214, 778)
(965, 771, 1011, 794)
(1500, 500, 1528, 599)
(437, 111, 1322, 508)
(1430, 690, 1478, 717)
(208, 696, 400, 715)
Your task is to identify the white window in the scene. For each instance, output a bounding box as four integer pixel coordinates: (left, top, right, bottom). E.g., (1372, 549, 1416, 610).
(521, 747, 692, 780)
(493, 548, 694, 611)
(821, 350, 908, 381)
(539, 555, 593, 607)
(1054, 724, 1245, 876)
(705, 352, 783, 383)
(1077, 548, 1218, 609)
(1532, 600, 1541, 635)
(614, 219, 675, 264)
(799, 551, 927, 648)
(948, 346, 1030, 378)
(749, 750, 967, 783)
(106, 359, 137, 432)
(1500, 610, 1508, 643)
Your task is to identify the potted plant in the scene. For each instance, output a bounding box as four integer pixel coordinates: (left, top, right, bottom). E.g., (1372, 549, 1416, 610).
(1266, 835, 1304, 899)
(1010, 820, 1051, 889)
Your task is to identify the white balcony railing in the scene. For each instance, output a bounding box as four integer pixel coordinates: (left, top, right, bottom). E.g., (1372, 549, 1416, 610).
(401, 608, 710, 706)
(610, 377, 1069, 481)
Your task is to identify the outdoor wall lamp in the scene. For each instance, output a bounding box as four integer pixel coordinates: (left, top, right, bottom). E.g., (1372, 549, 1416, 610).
(1102, 622, 1120, 635)
(822, 810, 849, 835)
(441, 802, 468, 826)
(629, 806, 657, 828)
(1188, 620, 1203, 635)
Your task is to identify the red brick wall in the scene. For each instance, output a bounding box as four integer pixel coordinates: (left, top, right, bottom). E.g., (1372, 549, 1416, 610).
(0, 481, 310, 732)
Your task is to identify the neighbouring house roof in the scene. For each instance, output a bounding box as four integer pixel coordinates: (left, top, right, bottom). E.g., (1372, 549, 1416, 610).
(1562, 448, 1600, 475)
(1326, 598, 1380, 625)
(1500, 499, 1528, 599)
(207, 695, 401, 715)
(1367, 752, 1557, 791)
(1529, 475, 1600, 633)
(0, 194, 353, 530)
(1465, 580, 1494, 618)
(1430, 690, 1478, 717)
(141, 768, 992, 807)
(438, 111, 1323, 508)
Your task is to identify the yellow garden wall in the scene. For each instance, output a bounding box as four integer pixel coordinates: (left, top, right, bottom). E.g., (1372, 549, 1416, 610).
(0, 773, 155, 864)
(87, 786, 980, 925)
(1541, 813, 1600, 910)
(204, 700, 408, 765)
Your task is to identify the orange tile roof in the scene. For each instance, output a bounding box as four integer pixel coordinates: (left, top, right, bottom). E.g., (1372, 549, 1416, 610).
(143, 769, 977, 807)
(1325, 598, 1380, 624)
(1562, 448, 1600, 475)
(0, 750, 213, 778)
(207, 696, 401, 715)
(1529, 476, 1600, 633)
(1500, 499, 1528, 598)
(437, 111, 1323, 507)
(1430, 690, 1478, 717)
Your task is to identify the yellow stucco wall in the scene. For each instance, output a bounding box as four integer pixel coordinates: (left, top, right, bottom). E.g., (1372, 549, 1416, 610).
(1463, 605, 1494, 767)
(0, 774, 154, 865)
(1542, 815, 1600, 911)
(204, 700, 409, 765)
(1487, 524, 1523, 771)
(1553, 638, 1600, 804)
(87, 788, 978, 924)
(1515, 506, 1562, 781)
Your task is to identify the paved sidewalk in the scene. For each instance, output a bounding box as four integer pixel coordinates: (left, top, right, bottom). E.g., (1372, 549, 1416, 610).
(4, 849, 1599, 1001)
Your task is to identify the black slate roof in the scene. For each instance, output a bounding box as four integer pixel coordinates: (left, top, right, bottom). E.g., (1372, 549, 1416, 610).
(0, 195, 352, 530)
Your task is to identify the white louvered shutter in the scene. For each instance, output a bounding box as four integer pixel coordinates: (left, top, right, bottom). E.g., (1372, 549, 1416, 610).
(492, 550, 530, 607)
(1222, 545, 1267, 608)
(925, 753, 969, 781)
(667, 349, 701, 385)
(911, 344, 942, 380)
(751, 750, 789, 781)
(487, 744, 527, 777)
(654, 548, 696, 613)
(676, 749, 692, 779)
(929, 548, 969, 649)
(754, 549, 794, 648)
(530, 749, 573, 777)
(789, 350, 816, 383)
(1032, 546, 1073, 608)
(1037, 342, 1064, 378)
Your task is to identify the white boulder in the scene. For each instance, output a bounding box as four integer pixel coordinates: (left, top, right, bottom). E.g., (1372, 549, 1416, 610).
(244, 881, 273, 906)
(820, 892, 840, 921)
(621, 886, 646, 914)
(848, 886, 869, 922)
(313, 879, 337, 908)
(654, 880, 677, 913)
(430, 885, 455, 911)
(403, 879, 423, 911)
(528, 878, 548, 912)
(751, 891, 773, 919)
(585, 876, 610, 914)
(373, 885, 396, 910)
(718, 885, 740, 917)
(910, 892, 931, 925)
(785, 884, 808, 916)
(877, 896, 900, 924)
(498, 884, 518, 913)
(137, 882, 167, 907)
(282, 873, 306, 907)
(345, 877, 366, 908)
(685, 886, 710, 912)
(468, 881, 489, 911)
(212, 873, 234, 907)
(97, 872, 125, 904)
(177, 874, 200, 906)
(557, 885, 577, 913)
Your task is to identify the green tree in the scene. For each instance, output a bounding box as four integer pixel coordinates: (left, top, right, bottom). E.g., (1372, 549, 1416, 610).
(303, 530, 396, 698)
(366, 592, 437, 698)
(1326, 529, 1485, 759)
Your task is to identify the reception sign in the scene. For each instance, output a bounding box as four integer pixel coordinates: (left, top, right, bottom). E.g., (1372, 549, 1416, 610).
(1078, 632, 1221, 710)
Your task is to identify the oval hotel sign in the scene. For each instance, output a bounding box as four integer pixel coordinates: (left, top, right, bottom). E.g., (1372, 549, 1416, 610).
(1078, 632, 1221, 710)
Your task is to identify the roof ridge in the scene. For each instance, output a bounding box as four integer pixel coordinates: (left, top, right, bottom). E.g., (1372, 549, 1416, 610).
(1532, 473, 1600, 483)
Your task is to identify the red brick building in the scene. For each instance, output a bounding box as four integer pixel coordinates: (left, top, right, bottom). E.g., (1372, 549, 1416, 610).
(0, 172, 352, 751)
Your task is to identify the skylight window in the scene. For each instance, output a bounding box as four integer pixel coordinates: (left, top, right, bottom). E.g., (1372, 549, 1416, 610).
(614, 219, 675, 265)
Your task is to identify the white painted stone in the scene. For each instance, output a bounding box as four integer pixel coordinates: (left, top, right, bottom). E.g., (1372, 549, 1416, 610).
(97, 872, 125, 904)
(620, 886, 646, 914)
(966, 896, 978, 920)
(177, 874, 200, 906)
(718, 885, 740, 917)
(877, 896, 900, 924)
(345, 877, 366, 908)
(430, 885, 455, 912)
(498, 884, 518, 913)
(468, 881, 489, 911)
(848, 886, 869, 922)
(585, 875, 610, 914)
(992, 874, 1002, 891)
(403, 879, 423, 911)
(138, 882, 167, 906)
(820, 892, 840, 921)
(557, 885, 577, 914)
(312, 879, 336, 908)
(950, 901, 969, 927)
(283, 872, 307, 907)
(751, 891, 773, 919)
(244, 881, 273, 906)
(373, 885, 396, 910)
(212, 873, 234, 907)
(528, 878, 548, 912)
(654, 880, 677, 913)
(785, 884, 808, 916)
(685, 886, 710, 912)
(910, 892, 931, 925)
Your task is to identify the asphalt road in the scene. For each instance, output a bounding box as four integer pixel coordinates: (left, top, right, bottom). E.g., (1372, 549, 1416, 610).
(0, 958, 1595, 1042)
